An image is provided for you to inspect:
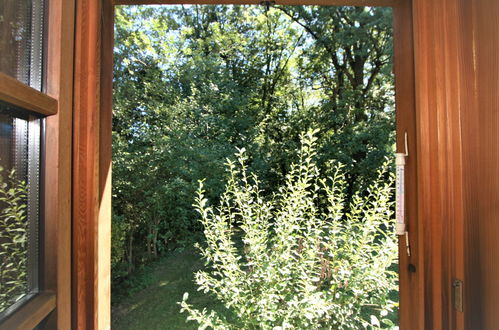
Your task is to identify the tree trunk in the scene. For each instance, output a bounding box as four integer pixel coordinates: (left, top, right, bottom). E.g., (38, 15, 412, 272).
(152, 228, 158, 258)
(127, 233, 134, 274)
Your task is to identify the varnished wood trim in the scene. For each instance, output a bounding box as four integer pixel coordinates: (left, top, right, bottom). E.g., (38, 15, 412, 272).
(412, 0, 466, 328)
(43, 0, 76, 328)
(0, 293, 56, 330)
(392, 1, 423, 329)
(72, 1, 114, 327)
(96, 1, 421, 329)
(73, 0, 111, 328)
(96, 1, 114, 329)
(460, 0, 499, 328)
(0, 73, 57, 116)
(113, 0, 395, 6)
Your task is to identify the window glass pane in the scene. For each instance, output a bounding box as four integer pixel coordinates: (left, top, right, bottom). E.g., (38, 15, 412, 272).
(0, 0, 45, 90)
(0, 101, 41, 318)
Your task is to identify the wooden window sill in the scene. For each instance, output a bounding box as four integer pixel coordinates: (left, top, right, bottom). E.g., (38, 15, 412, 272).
(0, 292, 56, 330)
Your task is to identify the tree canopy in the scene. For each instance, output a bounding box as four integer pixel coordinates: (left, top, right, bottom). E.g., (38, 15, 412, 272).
(112, 4, 394, 282)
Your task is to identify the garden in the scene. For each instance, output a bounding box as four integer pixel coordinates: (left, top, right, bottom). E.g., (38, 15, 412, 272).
(110, 5, 398, 329)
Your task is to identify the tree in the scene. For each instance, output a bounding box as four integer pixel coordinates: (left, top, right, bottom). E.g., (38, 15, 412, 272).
(111, 5, 395, 282)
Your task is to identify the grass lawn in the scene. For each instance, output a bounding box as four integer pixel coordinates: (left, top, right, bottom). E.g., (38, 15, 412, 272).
(111, 243, 399, 329)
(111, 246, 224, 330)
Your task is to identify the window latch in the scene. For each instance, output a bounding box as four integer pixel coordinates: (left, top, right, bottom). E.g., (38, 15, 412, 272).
(453, 279, 463, 312)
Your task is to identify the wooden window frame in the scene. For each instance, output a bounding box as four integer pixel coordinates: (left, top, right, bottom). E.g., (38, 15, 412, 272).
(0, 74, 57, 116)
(71, 0, 430, 329)
(42, 0, 76, 328)
(0, 0, 75, 329)
(0, 0, 473, 328)
(73, 0, 497, 329)
(67, 0, 499, 329)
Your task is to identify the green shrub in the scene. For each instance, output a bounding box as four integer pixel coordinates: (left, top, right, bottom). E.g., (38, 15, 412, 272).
(0, 168, 28, 313)
(180, 130, 398, 329)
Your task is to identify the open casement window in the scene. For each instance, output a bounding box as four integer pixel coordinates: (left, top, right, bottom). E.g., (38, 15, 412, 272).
(0, 0, 60, 328)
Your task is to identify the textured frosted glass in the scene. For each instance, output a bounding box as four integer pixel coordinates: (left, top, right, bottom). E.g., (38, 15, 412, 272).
(0, 1, 45, 318)
(0, 0, 45, 90)
(0, 104, 41, 317)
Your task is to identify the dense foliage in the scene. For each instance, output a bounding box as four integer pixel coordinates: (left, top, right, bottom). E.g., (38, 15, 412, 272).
(180, 131, 398, 329)
(0, 168, 28, 313)
(112, 5, 395, 283)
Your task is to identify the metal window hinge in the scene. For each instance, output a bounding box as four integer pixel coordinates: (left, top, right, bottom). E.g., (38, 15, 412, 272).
(452, 279, 463, 312)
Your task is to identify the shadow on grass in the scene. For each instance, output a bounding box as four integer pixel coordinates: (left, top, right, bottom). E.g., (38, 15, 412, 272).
(111, 246, 224, 330)
(111, 237, 399, 329)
